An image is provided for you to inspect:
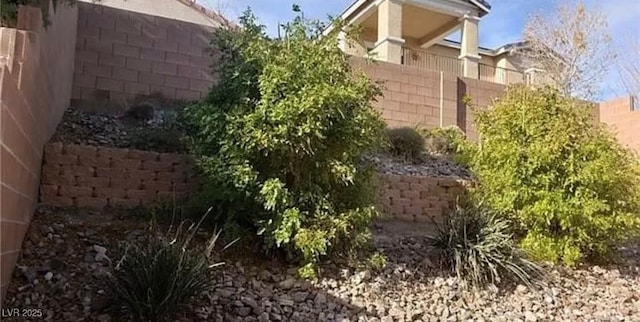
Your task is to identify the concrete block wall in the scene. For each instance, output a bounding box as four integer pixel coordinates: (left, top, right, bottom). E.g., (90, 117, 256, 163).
(37, 143, 472, 225)
(598, 96, 640, 155)
(377, 173, 473, 223)
(0, 3, 78, 299)
(72, 1, 218, 111)
(351, 57, 506, 140)
(40, 143, 200, 209)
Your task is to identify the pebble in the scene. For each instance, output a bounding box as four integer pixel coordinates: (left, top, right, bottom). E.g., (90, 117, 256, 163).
(4, 206, 640, 322)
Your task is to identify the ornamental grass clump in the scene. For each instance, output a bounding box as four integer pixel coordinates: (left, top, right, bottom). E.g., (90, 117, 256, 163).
(386, 127, 425, 162)
(107, 211, 226, 321)
(428, 202, 543, 289)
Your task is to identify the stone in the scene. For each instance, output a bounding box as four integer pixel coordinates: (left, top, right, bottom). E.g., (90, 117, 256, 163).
(44, 272, 53, 281)
(93, 245, 107, 254)
(314, 293, 327, 306)
(97, 314, 111, 322)
(293, 292, 309, 303)
(279, 278, 296, 290)
(23, 267, 37, 283)
(524, 311, 537, 322)
(237, 307, 252, 317)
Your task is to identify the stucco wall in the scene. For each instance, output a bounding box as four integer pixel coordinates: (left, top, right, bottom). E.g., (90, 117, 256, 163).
(72, 1, 220, 112)
(0, 3, 78, 300)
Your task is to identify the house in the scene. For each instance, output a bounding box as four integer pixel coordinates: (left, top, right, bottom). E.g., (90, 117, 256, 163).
(327, 0, 541, 85)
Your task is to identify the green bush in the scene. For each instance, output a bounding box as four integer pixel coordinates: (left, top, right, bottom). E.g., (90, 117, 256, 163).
(468, 85, 640, 265)
(1, 0, 76, 28)
(182, 8, 386, 274)
(107, 221, 221, 321)
(386, 127, 425, 162)
(420, 126, 466, 155)
(428, 201, 542, 289)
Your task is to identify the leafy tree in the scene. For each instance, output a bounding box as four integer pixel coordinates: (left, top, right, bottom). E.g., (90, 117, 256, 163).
(468, 85, 640, 265)
(182, 7, 386, 275)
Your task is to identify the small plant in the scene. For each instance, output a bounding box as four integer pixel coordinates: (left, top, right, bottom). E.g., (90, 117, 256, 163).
(428, 201, 542, 289)
(366, 252, 388, 270)
(107, 210, 227, 321)
(420, 126, 466, 155)
(386, 127, 425, 162)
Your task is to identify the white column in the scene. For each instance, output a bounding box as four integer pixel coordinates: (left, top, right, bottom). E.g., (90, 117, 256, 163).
(371, 0, 405, 64)
(458, 14, 481, 79)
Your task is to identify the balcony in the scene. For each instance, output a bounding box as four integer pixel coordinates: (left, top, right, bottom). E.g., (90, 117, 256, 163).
(402, 47, 526, 85)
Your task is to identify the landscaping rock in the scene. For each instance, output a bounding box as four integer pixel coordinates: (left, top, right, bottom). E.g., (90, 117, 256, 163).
(5, 208, 640, 322)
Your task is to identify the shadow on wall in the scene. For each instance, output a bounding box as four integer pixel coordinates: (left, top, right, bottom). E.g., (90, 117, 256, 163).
(71, 1, 220, 114)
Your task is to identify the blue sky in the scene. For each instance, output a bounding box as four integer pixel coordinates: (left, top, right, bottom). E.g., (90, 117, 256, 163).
(203, 0, 640, 100)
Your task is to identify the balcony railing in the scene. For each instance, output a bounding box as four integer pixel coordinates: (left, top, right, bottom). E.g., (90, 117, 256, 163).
(402, 47, 463, 77)
(479, 63, 525, 85)
(401, 47, 526, 85)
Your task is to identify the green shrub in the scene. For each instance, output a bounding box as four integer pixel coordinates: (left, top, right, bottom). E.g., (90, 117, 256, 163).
(428, 201, 542, 289)
(386, 127, 425, 162)
(468, 85, 640, 265)
(1, 0, 76, 28)
(107, 221, 221, 321)
(420, 126, 466, 155)
(182, 8, 386, 274)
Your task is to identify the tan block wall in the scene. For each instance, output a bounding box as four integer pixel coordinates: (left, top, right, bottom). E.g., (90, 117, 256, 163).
(377, 173, 473, 222)
(598, 96, 640, 155)
(0, 3, 78, 300)
(40, 143, 199, 209)
(72, 2, 218, 111)
(351, 57, 505, 140)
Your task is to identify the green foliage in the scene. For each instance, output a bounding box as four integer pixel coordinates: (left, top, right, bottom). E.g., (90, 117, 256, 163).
(386, 127, 425, 162)
(418, 125, 474, 166)
(1, 0, 77, 28)
(366, 252, 388, 270)
(468, 85, 640, 265)
(107, 222, 220, 321)
(420, 126, 466, 155)
(428, 201, 543, 289)
(182, 8, 386, 273)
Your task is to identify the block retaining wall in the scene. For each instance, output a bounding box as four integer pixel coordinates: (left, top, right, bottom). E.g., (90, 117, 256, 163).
(40, 143, 199, 208)
(40, 143, 473, 223)
(377, 173, 473, 222)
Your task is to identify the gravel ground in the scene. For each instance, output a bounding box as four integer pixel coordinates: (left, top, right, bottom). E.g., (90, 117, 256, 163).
(50, 108, 132, 148)
(4, 207, 640, 322)
(369, 154, 473, 180)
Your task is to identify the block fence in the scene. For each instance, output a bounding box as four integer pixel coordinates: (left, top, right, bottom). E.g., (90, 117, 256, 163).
(0, 4, 78, 299)
(71, 1, 220, 111)
(351, 57, 507, 140)
(377, 173, 473, 223)
(40, 143, 200, 209)
(597, 96, 640, 156)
